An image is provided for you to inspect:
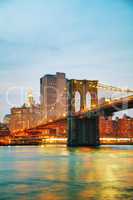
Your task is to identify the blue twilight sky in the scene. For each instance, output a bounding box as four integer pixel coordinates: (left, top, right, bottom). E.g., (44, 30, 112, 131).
(0, 0, 133, 120)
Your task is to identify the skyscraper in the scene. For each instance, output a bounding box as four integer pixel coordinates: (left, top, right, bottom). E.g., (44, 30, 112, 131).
(26, 89, 35, 108)
(40, 72, 67, 121)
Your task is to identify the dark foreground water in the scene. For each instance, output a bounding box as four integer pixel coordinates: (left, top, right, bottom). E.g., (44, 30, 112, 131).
(0, 145, 133, 200)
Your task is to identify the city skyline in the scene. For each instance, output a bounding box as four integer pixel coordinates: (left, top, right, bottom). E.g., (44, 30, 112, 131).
(0, 0, 133, 119)
(0, 2, 133, 199)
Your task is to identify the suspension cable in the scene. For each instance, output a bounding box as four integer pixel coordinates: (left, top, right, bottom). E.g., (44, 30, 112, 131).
(98, 83, 133, 93)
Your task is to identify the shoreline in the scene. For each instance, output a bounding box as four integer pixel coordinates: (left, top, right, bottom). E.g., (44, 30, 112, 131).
(0, 142, 133, 146)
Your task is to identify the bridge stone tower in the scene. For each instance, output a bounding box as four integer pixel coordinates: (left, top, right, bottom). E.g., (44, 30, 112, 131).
(67, 79, 100, 147)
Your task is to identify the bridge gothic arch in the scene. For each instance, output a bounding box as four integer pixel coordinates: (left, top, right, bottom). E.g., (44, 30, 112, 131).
(68, 79, 98, 115)
(75, 91, 81, 112)
(86, 91, 91, 110)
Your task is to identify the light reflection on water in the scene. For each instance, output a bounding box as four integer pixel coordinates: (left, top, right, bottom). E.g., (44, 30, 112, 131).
(0, 145, 133, 200)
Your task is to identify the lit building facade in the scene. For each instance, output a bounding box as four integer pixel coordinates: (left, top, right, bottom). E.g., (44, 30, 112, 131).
(0, 123, 10, 136)
(99, 115, 133, 142)
(3, 114, 11, 128)
(9, 104, 41, 135)
(117, 115, 133, 138)
(100, 116, 115, 138)
(40, 72, 67, 121)
(0, 123, 10, 145)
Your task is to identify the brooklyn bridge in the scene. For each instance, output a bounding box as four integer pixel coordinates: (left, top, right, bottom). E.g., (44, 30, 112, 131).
(11, 79, 133, 147)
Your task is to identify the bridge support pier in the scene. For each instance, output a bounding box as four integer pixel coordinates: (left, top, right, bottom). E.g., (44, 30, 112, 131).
(67, 116, 100, 147)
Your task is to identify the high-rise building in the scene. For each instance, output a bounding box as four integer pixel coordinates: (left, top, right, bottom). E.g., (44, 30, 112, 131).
(26, 89, 35, 108)
(40, 72, 67, 121)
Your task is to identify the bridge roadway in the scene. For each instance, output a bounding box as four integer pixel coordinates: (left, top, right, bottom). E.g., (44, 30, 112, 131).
(27, 95, 133, 133)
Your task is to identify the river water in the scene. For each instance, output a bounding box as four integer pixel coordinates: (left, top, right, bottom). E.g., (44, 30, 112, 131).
(0, 145, 133, 200)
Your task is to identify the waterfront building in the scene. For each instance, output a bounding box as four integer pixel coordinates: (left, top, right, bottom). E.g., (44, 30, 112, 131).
(117, 115, 132, 138)
(3, 114, 11, 128)
(0, 123, 10, 136)
(0, 123, 10, 145)
(99, 116, 114, 138)
(99, 115, 133, 141)
(9, 104, 41, 135)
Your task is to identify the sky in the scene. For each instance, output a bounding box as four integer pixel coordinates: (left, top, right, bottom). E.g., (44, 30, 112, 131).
(0, 0, 133, 120)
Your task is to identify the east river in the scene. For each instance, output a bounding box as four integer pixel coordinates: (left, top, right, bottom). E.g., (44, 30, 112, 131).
(0, 145, 133, 200)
